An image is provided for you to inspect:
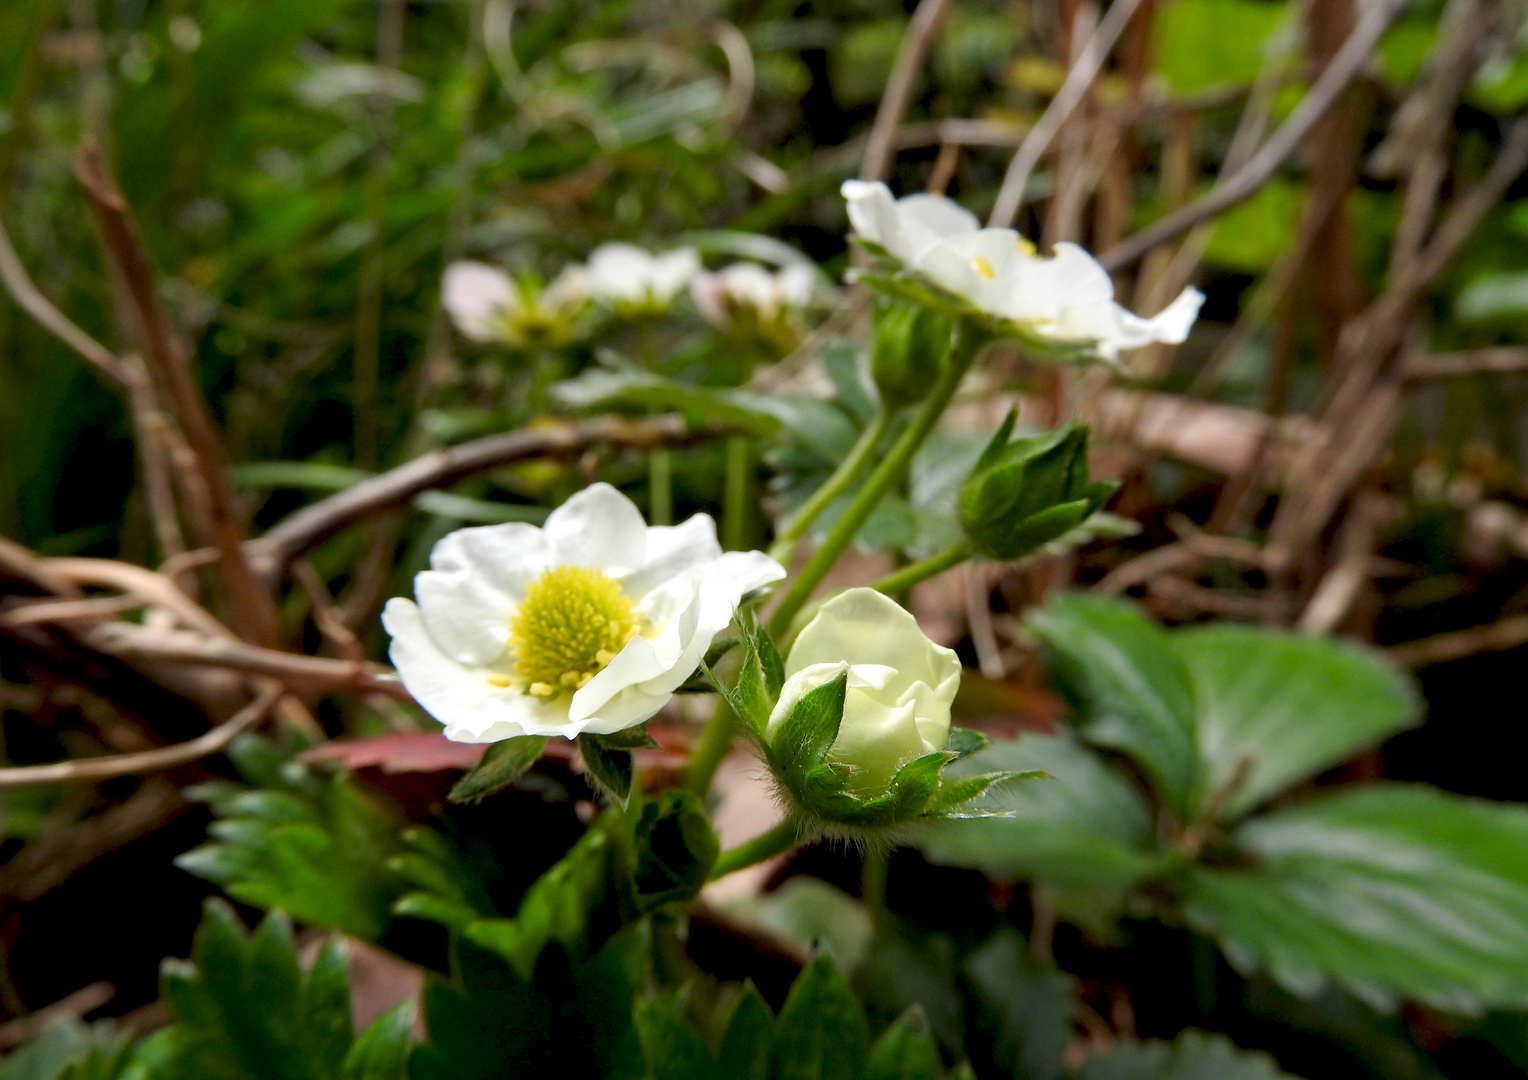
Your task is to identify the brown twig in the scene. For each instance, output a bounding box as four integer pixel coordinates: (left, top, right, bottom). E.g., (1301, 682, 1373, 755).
(0, 210, 126, 384)
(83, 621, 409, 699)
(1098, 0, 1407, 271)
(0, 983, 116, 1049)
(859, 0, 953, 183)
(0, 684, 281, 791)
(1403, 347, 1528, 379)
(1388, 615, 1528, 667)
(0, 778, 186, 906)
(989, 0, 1147, 228)
(245, 413, 709, 581)
(74, 141, 279, 646)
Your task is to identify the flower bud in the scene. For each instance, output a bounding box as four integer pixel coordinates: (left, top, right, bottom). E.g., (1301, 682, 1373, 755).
(870, 301, 951, 409)
(958, 414, 1117, 562)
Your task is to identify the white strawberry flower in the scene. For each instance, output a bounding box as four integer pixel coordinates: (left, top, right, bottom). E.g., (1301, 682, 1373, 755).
(382, 483, 786, 742)
(841, 180, 1203, 361)
(691, 262, 818, 328)
(766, 588, 962, 793)
(442, 260, 590, 348)
(584, 242, 701, 312)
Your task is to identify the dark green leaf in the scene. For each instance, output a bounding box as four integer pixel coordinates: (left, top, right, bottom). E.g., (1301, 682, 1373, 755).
(865, 1006, 942, 1080)
(772, 956, 869, 1080)
(1183, 784, 1528, 1012)
(448, 736, 549, 804)
(636, 996, 716, 1080)
(177, 740, 409, 942)
(1073, 1030, 1304, 1080)
(631, 789, 721, 911)
(1027, 596, 1197, 820)
(342, 1003, 414, 1080)
(1173, 627, 1418, 821)
(718, 984, 774, 1080)
(152, 902, 356, 1080)
(464, 821, 612, 979)
(920, 734, 1159, 890)
(963, 929, 1071, 1080)
(578, 736, 634, 806)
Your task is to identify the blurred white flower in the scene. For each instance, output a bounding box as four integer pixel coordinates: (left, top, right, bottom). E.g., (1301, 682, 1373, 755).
(841, 180, 1203, 360)
(766, 588, 961, 793)
(442, 260, 590, 348)
(584, 242, 701, 312)
(383, 483, 785, 742)
(691, 262, 817, 329)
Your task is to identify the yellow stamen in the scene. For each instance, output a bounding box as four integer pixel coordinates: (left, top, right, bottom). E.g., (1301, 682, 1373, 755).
(509, 565, 641, 698)
(486, 674, 513, 687)
(972, 255, 996, 279)
(1017, 237, 1037, 256)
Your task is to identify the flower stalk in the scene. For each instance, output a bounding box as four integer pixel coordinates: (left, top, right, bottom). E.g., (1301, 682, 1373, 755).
(869, 542, 971, 596)
(768, 320, 990, 637)
(708, 818, 802, 880)
(768, 409, 894, 566)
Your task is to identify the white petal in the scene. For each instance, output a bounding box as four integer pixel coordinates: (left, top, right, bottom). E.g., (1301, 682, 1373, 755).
(691, 272, 729, 326)
(540, 264, 591, 313)
(895, 193, 981, 260)
(542, 482, 650, 573)
(442, 261, 519, 342)
(651, 248, 701, 302)
(1112, 286, 1205, 349)
(777, 264, 818, 307)
(786, 587, 960, 700)
(828, 693, 929, 790)
(383, 597, 561, 742)
(586, 243, 654, 302)
(412, 567, 514, 666)
(429, 521, 552, 596)
(619, 513, 722, 599)
(842, 180, 916, 262)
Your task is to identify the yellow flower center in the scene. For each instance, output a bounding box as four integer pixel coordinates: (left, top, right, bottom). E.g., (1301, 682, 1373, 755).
(971, 255, 996, 280)
(507, 566, 641, 697)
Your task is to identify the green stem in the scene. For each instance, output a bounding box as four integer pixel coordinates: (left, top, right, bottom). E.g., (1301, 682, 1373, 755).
(709, 818, 803, 880)
(684, 699, 736, 796)
(768, 322, 988, 637)
(869, 542, 971, 596)
(649, 447, 673, 526)
(722, 436, 750, 551)
(768, 409, 893, 565)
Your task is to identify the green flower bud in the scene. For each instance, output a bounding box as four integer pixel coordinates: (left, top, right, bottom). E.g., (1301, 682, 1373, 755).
(742, 589, 1021, 833)
(958, 413, 1117, 562)
(870, 301, 951, 409)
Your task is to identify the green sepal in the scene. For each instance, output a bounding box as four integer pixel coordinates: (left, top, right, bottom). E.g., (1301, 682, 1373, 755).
(767, 670, 848, 783)
(944, 728, 988, 760)
(589, 725, 662, 750)
(630, 790, 720, 912)
(577, 736, 635, 806)
(958, 417, 1119, 562)
(923, 770, 1045, 818)
(448, 735, 549, 804)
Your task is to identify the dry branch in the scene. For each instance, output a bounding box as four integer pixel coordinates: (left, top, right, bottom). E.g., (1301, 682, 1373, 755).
(0, 684, 282, 791)
(245, 413, 710, 581)
(75, 141, 279, 646)
(1098, 0, 1407, 271)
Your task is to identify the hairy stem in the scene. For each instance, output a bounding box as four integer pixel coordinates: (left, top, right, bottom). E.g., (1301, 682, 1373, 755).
(869, 542, 971, 596)
(769, 409, 894, 566)
(709, 818, 802, 880)
(768, 322, 987, 637)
